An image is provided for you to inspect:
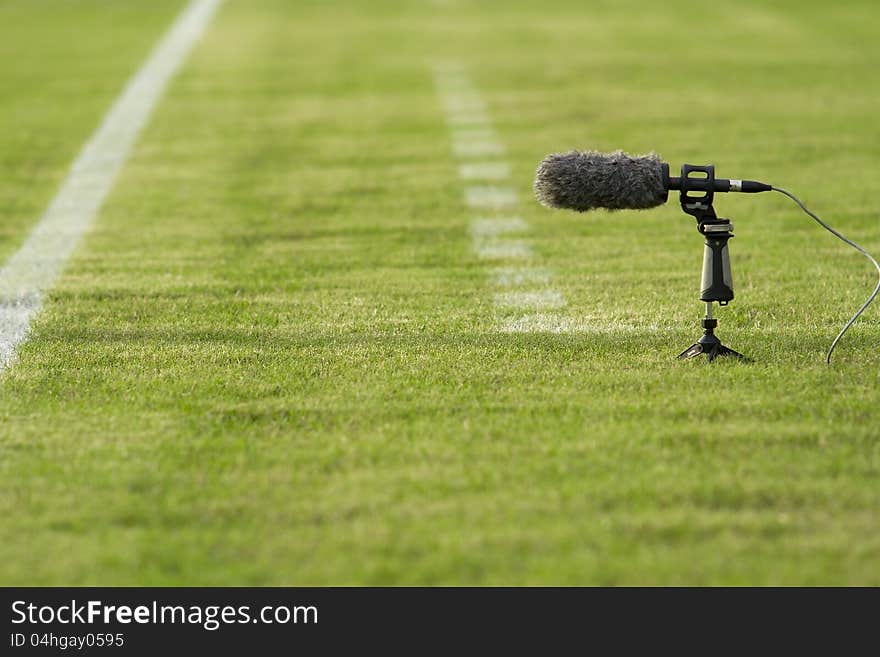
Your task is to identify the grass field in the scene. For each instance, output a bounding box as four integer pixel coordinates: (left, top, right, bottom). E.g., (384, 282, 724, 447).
(0, 0, 878, 585)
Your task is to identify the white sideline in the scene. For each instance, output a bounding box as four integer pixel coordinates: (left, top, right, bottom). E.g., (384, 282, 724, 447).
(0, 0, 222, 369)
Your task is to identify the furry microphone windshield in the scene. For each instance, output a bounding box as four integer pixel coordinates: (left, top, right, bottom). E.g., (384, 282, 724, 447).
(534, 150, 668, 212)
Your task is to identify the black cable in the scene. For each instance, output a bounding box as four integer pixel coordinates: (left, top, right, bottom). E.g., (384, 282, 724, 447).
(772, 186, 880, 364)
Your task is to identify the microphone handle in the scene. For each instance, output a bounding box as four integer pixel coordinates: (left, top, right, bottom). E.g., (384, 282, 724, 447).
(700, 221, 735, 303)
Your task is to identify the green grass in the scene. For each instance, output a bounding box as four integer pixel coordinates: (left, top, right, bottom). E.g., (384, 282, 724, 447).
(0, 0, 878, 585)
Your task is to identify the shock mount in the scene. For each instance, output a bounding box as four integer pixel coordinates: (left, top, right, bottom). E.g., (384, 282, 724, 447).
(673, 164, 746, 362)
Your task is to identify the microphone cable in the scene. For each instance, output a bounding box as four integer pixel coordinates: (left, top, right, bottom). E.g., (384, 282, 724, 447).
(772, 186, 880, 364)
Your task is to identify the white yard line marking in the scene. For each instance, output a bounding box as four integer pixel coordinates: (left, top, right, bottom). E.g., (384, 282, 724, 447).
(464, 186, 518, 209)
(442, 96, 481, 107)
(0, 0, 222, 369)
(453, 140, 505, 158)
(500, 315, 664, 334)
(499, 314, 574, 334)
(451, 127, 497, 141)
(459, 162, 511, 181)
(494, 290, 567, 310)
(491, 267, 552, 287)
(470, 217, 528, 237)
(442, 97, 487, 115)
(474, 240, 533, 260)
(445, 114, 491, 128)
(433, 62, 574, 332)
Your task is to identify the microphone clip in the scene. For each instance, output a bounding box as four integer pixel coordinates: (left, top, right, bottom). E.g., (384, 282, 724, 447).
(678, 163, 718, 223)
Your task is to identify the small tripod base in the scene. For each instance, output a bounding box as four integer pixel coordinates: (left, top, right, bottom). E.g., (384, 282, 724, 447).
(677, 316, 747, 362)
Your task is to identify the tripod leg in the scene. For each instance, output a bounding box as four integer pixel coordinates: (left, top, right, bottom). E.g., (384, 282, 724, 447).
(677, 343, 703, 360)
(715, 344, 747, 361)
(706, 342, 721, 362)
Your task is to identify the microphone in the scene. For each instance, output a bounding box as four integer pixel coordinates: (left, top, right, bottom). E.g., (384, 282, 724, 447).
(534, 150, 771, 212)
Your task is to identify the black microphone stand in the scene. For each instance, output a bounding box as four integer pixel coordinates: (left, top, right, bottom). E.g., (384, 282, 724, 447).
(675, 164, 747, 362)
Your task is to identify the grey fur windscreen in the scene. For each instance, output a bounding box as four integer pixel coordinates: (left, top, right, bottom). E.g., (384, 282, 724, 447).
(534, 150, 668, 212)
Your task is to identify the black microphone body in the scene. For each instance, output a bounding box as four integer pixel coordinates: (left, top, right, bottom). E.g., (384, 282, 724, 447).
(666, 167, 772, 195)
